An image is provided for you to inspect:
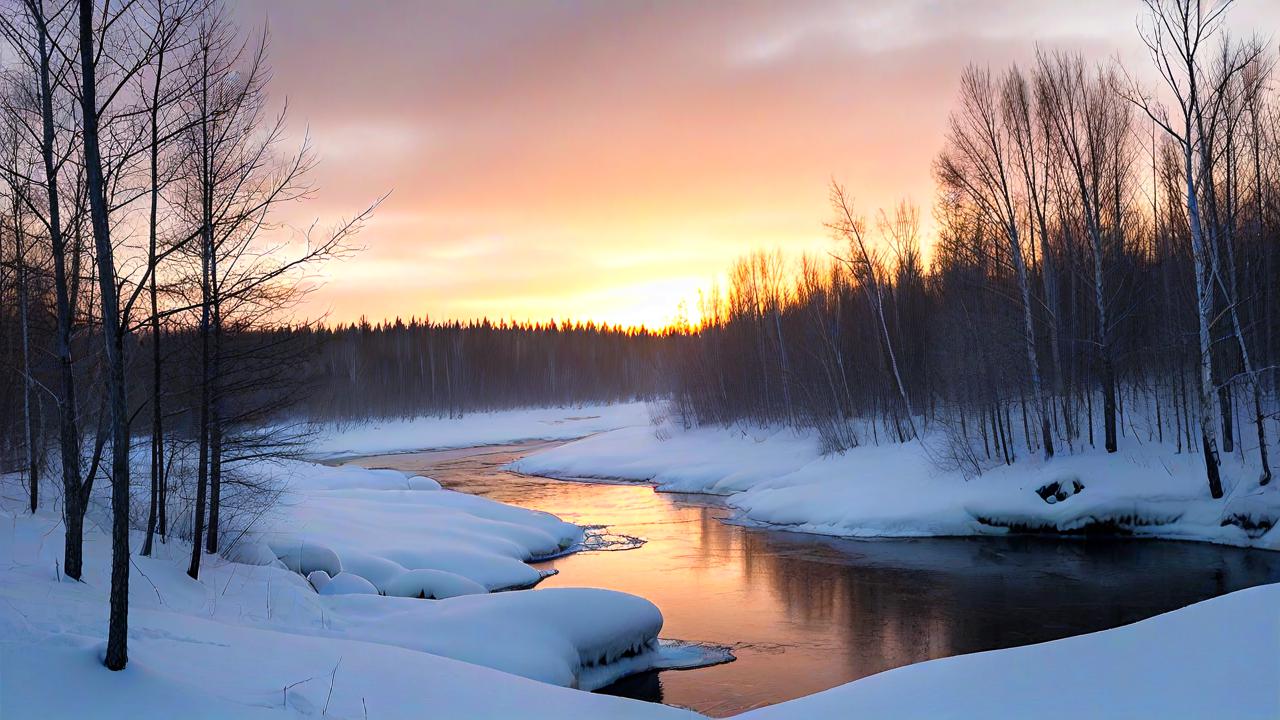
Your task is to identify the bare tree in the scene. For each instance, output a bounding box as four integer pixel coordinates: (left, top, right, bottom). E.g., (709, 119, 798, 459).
(936, 65, 1055, 460)
(1038, 51, 1128, 454)
(830, 184, 918, 440)
(1122, 0, 1251, 498)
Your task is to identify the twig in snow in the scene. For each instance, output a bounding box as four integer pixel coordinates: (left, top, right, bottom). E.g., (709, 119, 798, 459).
(323, 657, 342, 716)
(130, 557, 165, 606)
(221, 564, 238, 597)
(282, 675, 319, 709)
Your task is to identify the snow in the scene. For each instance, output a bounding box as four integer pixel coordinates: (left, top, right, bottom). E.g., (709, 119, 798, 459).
(318, 572, 379, 596)
(255, 459, 584, 591)
(0, 405, 711, 718)
(4, 402, 1276, 718)
(3, 483, 1276, 720)
(304, 403, 651, 459)
(511, 419, 1280, 549)
(739, 582, 1280, 719)
(381, 568, 486, 599)
(0, 500, 700, 718)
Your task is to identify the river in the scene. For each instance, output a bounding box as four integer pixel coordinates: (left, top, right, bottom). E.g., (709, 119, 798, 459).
(344, 441, 1280, 716)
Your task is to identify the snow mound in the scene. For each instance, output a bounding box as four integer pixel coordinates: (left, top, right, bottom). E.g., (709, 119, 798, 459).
(306, 570, 331, 591)
(305, 587, 667, 689)
(382, 568, 487, 599)
(269, 539, 342, 577)
(340, 550, 411, 592)
(319, 572, 380, 596)
(262, 458, 584, 591)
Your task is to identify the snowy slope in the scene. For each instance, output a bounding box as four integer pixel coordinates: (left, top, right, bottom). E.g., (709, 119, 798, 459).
(739, 582, 1280, 720)
(0, 548, 694, 720)
(511, 421, 1280, 549)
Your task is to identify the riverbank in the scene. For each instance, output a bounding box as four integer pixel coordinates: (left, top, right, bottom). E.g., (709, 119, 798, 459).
(0, 405, 710, 718)
(0, 498, 700, 718)
(510, 410, 1280, 550)
(3, 404, 1277, 718)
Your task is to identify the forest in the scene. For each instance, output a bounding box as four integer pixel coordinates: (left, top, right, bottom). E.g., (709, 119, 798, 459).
(0, 0, 1275, 678)
(670, 7, 1280, 499)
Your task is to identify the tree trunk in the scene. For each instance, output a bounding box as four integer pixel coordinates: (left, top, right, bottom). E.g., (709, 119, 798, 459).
(142, 37, 166, 558)
(1184, 141, 1223, 498)
(79, 0, 131, 671)
(30, 0, 85, 581)
(14, 202, 38, 513)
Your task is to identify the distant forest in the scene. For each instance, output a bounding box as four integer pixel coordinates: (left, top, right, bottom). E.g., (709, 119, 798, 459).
(291, 318, 674, 418)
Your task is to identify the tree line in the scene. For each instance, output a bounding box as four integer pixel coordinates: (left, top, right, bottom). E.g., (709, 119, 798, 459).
(670, 0, 1278, 498)
(291, 317, 674, 421)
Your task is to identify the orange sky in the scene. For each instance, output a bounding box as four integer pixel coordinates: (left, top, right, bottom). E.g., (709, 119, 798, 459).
(232, 0, 1279, 329)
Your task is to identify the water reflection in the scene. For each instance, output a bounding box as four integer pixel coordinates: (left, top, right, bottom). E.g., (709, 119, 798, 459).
(348, 443, 1280, 717)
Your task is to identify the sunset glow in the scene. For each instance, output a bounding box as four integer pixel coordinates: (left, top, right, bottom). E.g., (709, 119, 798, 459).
(232, 0, 1279, 328)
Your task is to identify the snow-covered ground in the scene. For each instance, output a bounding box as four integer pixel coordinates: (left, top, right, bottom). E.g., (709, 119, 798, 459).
(3, 403, 1277, 718)
(0, 503, 698, 718)
(304, 403, 651, 460)
(0, 405, 704, 718)
(511, 417, 1280, 550)
(5, 491, 1275, 719)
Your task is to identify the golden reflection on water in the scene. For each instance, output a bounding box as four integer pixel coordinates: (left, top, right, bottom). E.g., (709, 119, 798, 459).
(350, 443, 1280, 717)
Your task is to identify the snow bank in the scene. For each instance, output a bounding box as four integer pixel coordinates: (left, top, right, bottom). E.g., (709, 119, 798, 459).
(511, 421, 1280, 549)
(316, 588, 665, 689)
(381, 568, 486, 598)
(305, 402, 650, 459)
(739, 582, 1280, 719)
(0, 502, 699, 718)
(258, 459, 583, 591)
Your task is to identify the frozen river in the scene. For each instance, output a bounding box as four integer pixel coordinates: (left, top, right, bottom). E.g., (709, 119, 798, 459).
(347, 442, 1280, 716)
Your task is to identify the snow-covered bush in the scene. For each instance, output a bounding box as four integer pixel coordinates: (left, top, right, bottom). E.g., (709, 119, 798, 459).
(318, 572, 379, 596)
(268, 539, 342, 577)
(307, 570, 331, 591)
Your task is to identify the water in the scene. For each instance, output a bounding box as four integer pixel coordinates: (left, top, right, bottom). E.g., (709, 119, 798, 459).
(346, 442, 1280, 716)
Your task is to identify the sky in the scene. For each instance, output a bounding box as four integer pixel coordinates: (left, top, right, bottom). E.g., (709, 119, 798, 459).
(230, 0, 1278, 329)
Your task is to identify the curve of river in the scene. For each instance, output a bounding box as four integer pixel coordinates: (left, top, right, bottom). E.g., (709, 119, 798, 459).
(345, 441, 1280, 716)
